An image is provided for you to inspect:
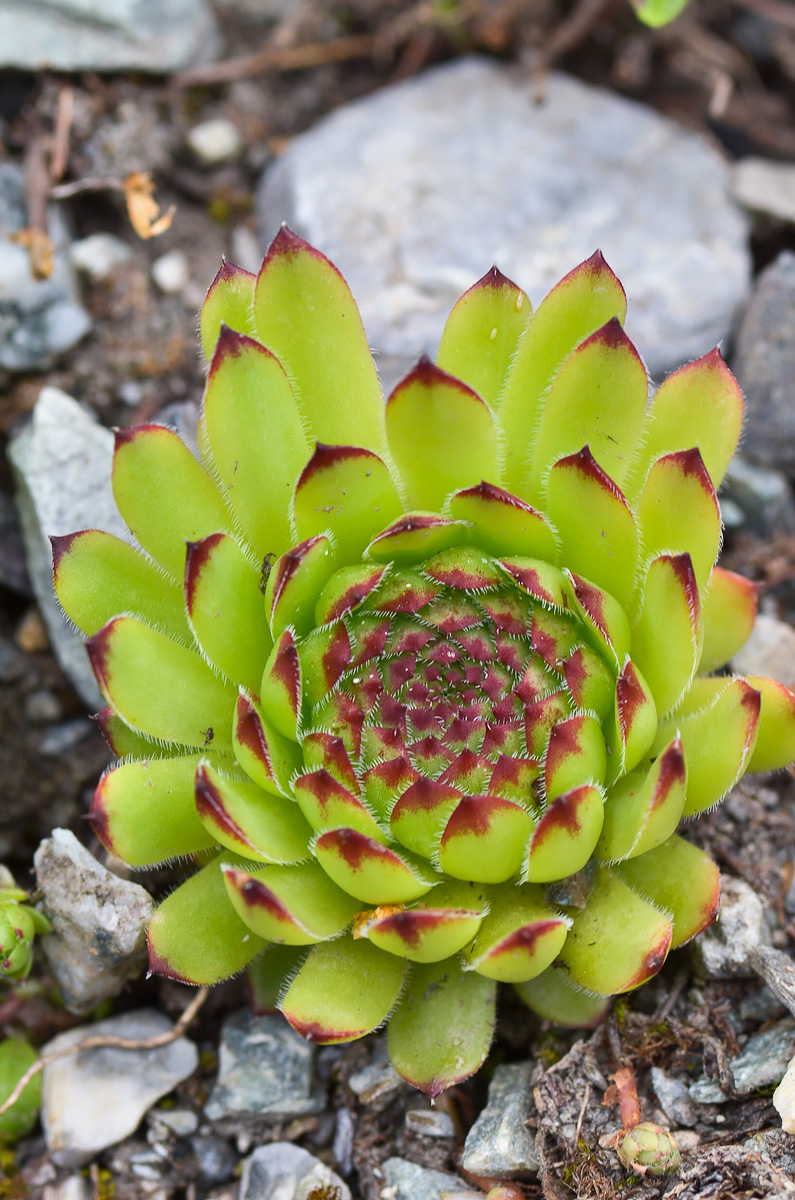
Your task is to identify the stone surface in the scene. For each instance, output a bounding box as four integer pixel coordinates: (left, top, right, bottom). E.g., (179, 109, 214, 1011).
(690, 1017, 795, 1104)
(152, 250, 190, 296)
(733, 252, 795, 474)
(651, 1066, 700, 1128)
(8, 385, 130, 707)
(70, 233, 132, 281)
(187, 118, 244, 166)
(204, 1009, 321, 1120)
(774, 1052, 795, 1135)
(259, 57, 750, 385)
(0, 164, 90, 372)
(405, 1107, 456, 1138)
(381, 1156, 465, 1200)
(690, 875, 770, 980)
(41, 1008, 198, 1168)
(0, 0, 219, 73)
(34, 829, 154, 1014)
(733, 614, 795, 690)
(348, 1044, 406, 1109)
(461, 1061, 537, 1177)
(732, 158, 795, 225)
(721, 457, 795, 535)
(239, 1142, 350, 1200)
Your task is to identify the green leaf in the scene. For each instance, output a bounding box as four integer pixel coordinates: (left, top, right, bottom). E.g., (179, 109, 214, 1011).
(294, 770, 385, 841)
(464, 883, 568, 982)
(437, 796, 534, 883)
(233, 691, 303, 798)
(604, 660, 657, 784)
(223, 860, 360, 943)
(436, 266, 532, 408)
(52, 530, 189, 641)
(280, 935, 407, 1042)
(388, 958, 496, 1096)
(259, 630, 302, 740)
(314, 829, 436, 904)
(523, 319, 647, 504)
(499, 251, 627, 493)
(196, 760, 312, 863)
(631, 554, 701, 715)
(112, 424, 233, 581)
(596, 738, 686, 862)
(565, 572, 631, 671)
(248, 945, 305, 1012)
(203, 328, 310, 559)
(292, 444, 403, 563)
(560, 866, 672, 994)
(252, 227, 386, 454)
(385, 359, 499, 512)
(635, 449, 720, 590)
(700, 568, 757, 673)
(627, 348, 743, 498)
(546, 449, 638, 609)
(87, 616, 236, 749)
(148, 855, 267, 985)
(390, 778, 462, 859)
(186, 533, 272, 693)
(264, 536, 336, 638)
(632, 0, 689, 27)
(0, 1038, 40, 1141)
(90, 755, 216, 866)
(742, 676, 795, 774)
(515, 966, 611, 1027)
(366, 513, 466, 564)
(199, 260, 256, 361)
(314, 564, 386, 626)
(616, 836, 720, 948)
(544, 714, 607, 801)
(448, 482, 559, 561)
(525, 784, 604, 882)
(359, 880, 487, 963)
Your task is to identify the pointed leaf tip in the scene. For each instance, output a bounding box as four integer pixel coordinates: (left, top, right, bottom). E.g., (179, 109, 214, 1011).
(210, 258, 255, 287)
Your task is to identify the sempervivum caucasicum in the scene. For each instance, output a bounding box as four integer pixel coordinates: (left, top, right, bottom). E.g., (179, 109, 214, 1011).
(52, 229, 795, 1095)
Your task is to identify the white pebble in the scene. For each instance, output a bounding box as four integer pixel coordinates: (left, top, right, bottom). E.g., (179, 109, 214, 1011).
(774, 1052, 795, 1134)
(152, 249, 190, 295)
(187, 117, 244, 167)
(70, 233, 131, 281)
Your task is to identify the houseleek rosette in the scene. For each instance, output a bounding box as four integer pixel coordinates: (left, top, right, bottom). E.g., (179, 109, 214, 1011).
(53, 230, 795, 1095)
(0, 867, 50, 981)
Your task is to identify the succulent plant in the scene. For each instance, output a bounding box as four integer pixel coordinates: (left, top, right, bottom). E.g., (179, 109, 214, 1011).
(53, 230, 795, 1095)
(617, 1122, 681, 1176)
(0, 867, 50, 982)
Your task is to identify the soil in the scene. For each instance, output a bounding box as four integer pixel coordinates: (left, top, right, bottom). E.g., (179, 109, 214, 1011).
(1, 2, 795, 1198)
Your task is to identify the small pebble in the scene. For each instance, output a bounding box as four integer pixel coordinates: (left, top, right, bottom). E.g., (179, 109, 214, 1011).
(43, 1177, 91, 1200)
(15, 607, 48, 653)
(405, 1107, 456, 1138)
(190, 1133, 238, 1185)
(118, 380, 144, 407)
(37, 719, 93, 759)
(774, 1052, 795, 1134)
(70, 233, 131, 281)
(152, 249, 190, 295)
(147, 1107, 199, 1138)
(187, 117, 244, 166)
(24, 687, 63, 723)
(731, 158, 795, 225)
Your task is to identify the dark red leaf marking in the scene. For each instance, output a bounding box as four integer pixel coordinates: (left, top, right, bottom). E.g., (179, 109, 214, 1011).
(86, 785, 114, 853)
(552, 446, 631, 509)
(392, 778, 461, 817)
(49, 531, 80, 576)
(533, 785, 595, 846)
(296, 442, 382, 493)
(569, 574, 611, 642)
(234, 693, 273, 775)
(208, 327, 277, 379)
(663, 553, 700, 628)
(85, 618, 118, 694)
(615, 661, 647, 747)
(325, 567, 385, 622)
(467, 264, 522, 293)
(322, 623, 352, 689)
(302, 732, 359, 793)
(294, 769, 361, 820)
(578, 314, 637, 355)
(489, 918, 566, 957)
(146, 931, 192, 985)
(544, 716, 588, 782)
(268, 536, 328, 621)
(224, 867, 291, 922)
(195, 763, 254, 849)
(317, 828, 399, 873)
(185, 534, 226, 613)
(622, 925, 672, 990)
(386, 356, 488, 410)
(501, 560, 558, 607)
(441, 794, 520, 843)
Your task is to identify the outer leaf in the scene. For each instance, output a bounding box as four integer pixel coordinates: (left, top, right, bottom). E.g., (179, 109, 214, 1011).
(358, 880, 488, 963)
(388, 958, 496, 1096)
(436, 266, 532, 408)
(448, 482, 558, 561)
(293, 769, 385, 841)
(464, 884, 569, 982)
(565, 572, 631, 670)
(546, 448, 638, 609)
(259, 630, 302, 740)
(222, 861, 359, 944)
(147, 855, 267, 985)
(616, 836, 720, 948)
(52, 530, 189, 641)
(628, 349, 743, 497)
(499, 251, 627, 492)
(199, 259, 256, 361)
(280, 935, 407, 1042)
(386, 359, 499, 512)
(633, 0, 689, 28)
(743, 676, 795, 773)
(700, 567, 757, 673)
(87, 617, 236, 750)
(525, 784, 605, 882)
(0, 1038, 41, 1142)
(314, 829, 436, 904)
(544, 715, 608, 801)
(112, 424, 232, 580)
(195, 761, 312, 863)
(560, 866, 672, 994)
(253, 227, 386, 454)
(631, 554, 701, 715)
(524, 319, 647, 503)
(293, 444, 403, 563)
(90, 755, 216, 866)
(515, 967, 611, 1027)
(596, 738, 686, 862)
(186, 533, 272, 693)
(635, 449, 721, 590)
(203, 328, 310, 559)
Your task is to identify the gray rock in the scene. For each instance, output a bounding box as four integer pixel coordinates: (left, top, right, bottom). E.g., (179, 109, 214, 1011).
(651, 1066, 700, 1128)
(733, 614, 795, 690)
(34, 828, 153, 1014)
(690, 875, 770, 980)
(734, 252, 795, 473)
(189, 1134, 238, 1185)
(774, 1052, 795, 1134)
(690, 1017, 795, 1104)
(721, 456, 795, 535)
(204, 1009, 321, 1120)
(258, 57, 750, 386)
(147, 1107, 199, 1138)
(461, 1061, 537, 1177)
(0, 164, 90, 372)
(742, 1128, 795, 1181)
(348, 1044, 406, 1109)
(732, 158, 795, 225)
(42, 1178, 92, 1200)
(381, 1157, 465, 1200)
(0, 0, 219, 73)
(41, 1008, 198, 1168)
(70, 233, 132, 281)
(405, 1107, 456, 1138)
(8, 385, 131, 707)
(239, 1142, 350, 1200)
